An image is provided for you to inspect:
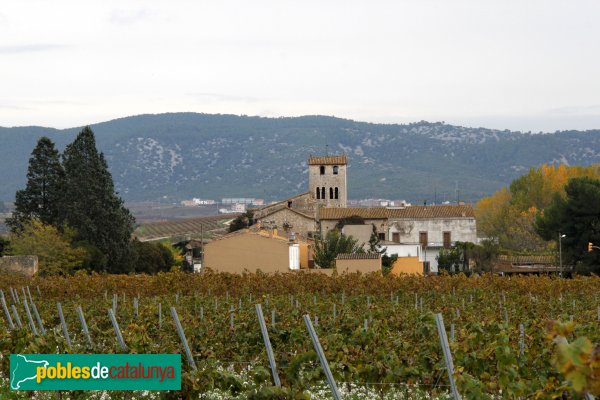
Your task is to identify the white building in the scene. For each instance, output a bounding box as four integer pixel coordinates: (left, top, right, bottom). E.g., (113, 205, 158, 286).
(386, 204, 476, 273)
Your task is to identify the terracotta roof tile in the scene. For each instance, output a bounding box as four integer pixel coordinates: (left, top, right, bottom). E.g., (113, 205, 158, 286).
(319, 207, 388, 220)
(387, 205, 474, 219)
(336, 253, 381, 260)
(308, 155, 347, 165)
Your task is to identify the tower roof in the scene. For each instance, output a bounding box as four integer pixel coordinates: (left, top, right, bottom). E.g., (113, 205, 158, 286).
(308, 155, 347, 165)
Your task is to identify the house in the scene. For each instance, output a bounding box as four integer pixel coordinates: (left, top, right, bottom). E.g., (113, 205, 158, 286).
(319, 207, 388, 240)
(335, 253, 381, 274)
(387, 204, 477, 273)
(253, 192, 318, 236)
(203, 228, 313, 274)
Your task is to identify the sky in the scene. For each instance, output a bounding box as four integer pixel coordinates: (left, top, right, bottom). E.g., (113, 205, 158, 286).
(1, 0, 600, 132)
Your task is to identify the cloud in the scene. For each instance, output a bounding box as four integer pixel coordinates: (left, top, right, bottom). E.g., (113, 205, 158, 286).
(0, 44, 68, 54)
(108, 8, 154, 25)
(547, 105, 600, 116)
(186, 92, 261, 103)
(0, 104, 35, 111)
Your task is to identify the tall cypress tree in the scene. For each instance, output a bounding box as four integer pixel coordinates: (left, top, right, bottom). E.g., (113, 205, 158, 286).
(6, 137, 65, 233)
(62, 127, 135, 273)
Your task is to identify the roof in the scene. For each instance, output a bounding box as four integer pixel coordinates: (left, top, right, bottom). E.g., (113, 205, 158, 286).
(258, 204, 315, 220)
(319, 207, 388, 220)
(308, 155, 347, 165)
(210, 228, 311, 244)
(387, 205, 475, 219)
(336, 253, 381, 260)
(498, 255, 555, 264)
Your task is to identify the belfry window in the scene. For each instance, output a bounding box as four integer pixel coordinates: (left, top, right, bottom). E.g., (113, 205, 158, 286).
(329, 187, 334, 199)
(320, 166, 325, 175)
(316, 187, 320, 199)
(321, 187, 325, 199)
(334, 187, 339, 199)
(333, 166, 339, 175)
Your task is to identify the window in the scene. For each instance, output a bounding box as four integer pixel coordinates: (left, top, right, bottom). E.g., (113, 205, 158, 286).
(333, 166, 339, 175)
(419, 231, 428, 247)
(334, 187, 339, 199)
(329, 187, 334, 199)
(423, 261, 430, 274)
(321, 187, 325, 199)
(443, 231, 451, 248)
(320, 165, 325, 175)
(392, 232, 400, 243)
(378, 232, 385, 240)
(287, 201, 292, 208)
(316, 187, 320, 199)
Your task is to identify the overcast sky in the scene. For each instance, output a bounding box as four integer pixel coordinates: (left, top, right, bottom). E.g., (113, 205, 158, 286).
(1, 0, 600, 132)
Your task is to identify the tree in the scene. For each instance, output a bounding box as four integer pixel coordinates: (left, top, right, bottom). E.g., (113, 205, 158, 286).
(228, 210, 254, 233)
(368, 224, 386, 254)
(334, 215, 365, 230)
(0, 236, 8, 256)
(62, 127, 135, 273)
(8, 219, 87, 276)
(6, 137, 64, 232)
(313, 229, 363, 268)
(535, 177, 600, 273)
(437, 247, 463, 273)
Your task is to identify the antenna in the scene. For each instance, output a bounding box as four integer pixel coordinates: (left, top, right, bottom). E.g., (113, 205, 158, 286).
(325, 144, 329, 156)
(455, 181, 460, 204)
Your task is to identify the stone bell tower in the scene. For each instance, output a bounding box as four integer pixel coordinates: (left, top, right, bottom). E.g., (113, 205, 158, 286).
(308, 154, 347, 208)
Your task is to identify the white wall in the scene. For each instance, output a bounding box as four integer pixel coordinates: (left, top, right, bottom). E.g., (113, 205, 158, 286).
(388, 218, 477, 246)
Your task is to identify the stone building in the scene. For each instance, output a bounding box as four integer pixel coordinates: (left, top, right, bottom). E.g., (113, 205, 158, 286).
(308, 155, 347, 208)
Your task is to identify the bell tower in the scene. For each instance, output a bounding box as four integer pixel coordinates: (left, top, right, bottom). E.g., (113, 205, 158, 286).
(308, 154, 347, 208)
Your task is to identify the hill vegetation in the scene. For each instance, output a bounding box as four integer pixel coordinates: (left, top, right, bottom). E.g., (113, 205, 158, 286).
(2, 113, 600, 203)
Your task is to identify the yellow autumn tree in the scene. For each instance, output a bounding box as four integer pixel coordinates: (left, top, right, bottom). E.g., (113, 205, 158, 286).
(476, 163, 600, 252)
(8, 219, 87, 276)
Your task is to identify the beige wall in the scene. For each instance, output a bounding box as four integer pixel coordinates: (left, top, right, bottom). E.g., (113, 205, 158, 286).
(335, 258, 382, 274)
(0, 256, 38, 277)
(321, 219, 387, 239)
(309, 164, 347, 208)
(204, 233, 292, 274)
(390, 257, 423, 276)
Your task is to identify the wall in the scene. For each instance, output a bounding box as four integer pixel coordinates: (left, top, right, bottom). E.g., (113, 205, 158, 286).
(388, 218, 477, 245)
(321, 219, 387, 238)
(335, 258, 382, 274)
(257, 207, 316, 237)
(390, 257, 423, 276)
(0, 256, 38, 277)
(341, 225, 373, 248)
(308, 164, 347, 208)
(383, 244, 422, 259)
(204, 233, 291, 274)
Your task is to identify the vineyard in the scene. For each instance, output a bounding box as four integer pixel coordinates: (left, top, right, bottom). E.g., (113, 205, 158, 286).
(134, 215, 239, 240)
(0, 271, 599, 399)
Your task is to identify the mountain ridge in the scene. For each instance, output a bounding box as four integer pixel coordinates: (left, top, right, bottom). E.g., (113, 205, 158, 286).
(1, 112, 599, 204)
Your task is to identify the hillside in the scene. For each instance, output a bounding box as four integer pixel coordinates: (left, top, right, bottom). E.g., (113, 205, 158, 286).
(1, 113, 599, 204)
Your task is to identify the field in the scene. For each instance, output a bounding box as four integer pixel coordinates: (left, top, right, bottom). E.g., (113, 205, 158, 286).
(133, 214, 239, 241)
(0, 271, 599, 399)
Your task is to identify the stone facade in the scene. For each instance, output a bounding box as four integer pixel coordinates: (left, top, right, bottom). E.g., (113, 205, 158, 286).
(255, 207, 317, 237)
(0, 256, 38, 277)
(308, 155, 347, 208)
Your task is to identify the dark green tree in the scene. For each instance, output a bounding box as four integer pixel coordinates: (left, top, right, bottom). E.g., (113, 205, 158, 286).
(0, 236, 8, 256)
(334, 215, 365, 230)
(313, 229, 364, 268)
(62, 127, 135, 273)
(535, 177, 600, 274)
(228, 210, 254, 233)
(6, 137, 64, 232)
(368, 224, 386, 254)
